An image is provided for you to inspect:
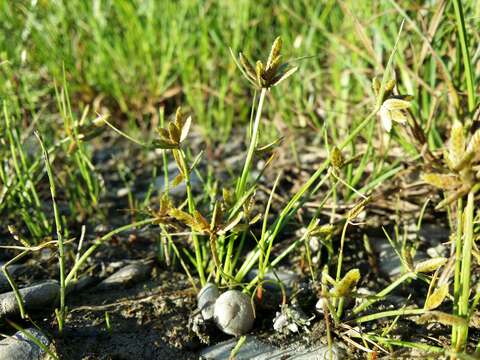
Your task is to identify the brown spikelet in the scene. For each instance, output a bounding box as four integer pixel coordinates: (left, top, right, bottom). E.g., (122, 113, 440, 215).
(384, 79, 396, 97)
(347, 197, 370, 221)
(168, 122, 181, 143)
(194, 210, 210, 233)
(267, 37, 282, 68)
(239, 52, 256, 81)
(171, 173, 184, 187)
(175, 107, 185, 129)
(169, 208, 197, 229)
(330, 146, 345, 169)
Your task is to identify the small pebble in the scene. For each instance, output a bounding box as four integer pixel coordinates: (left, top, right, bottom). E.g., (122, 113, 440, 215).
(214, 290, 255, 336)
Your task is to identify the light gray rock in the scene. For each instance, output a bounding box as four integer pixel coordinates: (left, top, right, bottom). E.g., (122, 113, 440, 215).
(214, 290, 255, 336)
(279, 343, 345, 360)
(199, 336, 277, 359)
(0, 327, 50, 360)
(197, 283, 219, 320)
(97, 261, 150, 290)
(0, 280, 59, 318)
(199, 336, 345, 360)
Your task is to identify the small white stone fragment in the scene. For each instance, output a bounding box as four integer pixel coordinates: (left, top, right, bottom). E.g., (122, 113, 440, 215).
(197, 283, 220, 320)
(315, 297, 327, 314)
(213, 290, 255, 336)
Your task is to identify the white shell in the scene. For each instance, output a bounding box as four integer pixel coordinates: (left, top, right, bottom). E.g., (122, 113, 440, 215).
(213, 290, 255, 336)
(197, 283, 220, 320)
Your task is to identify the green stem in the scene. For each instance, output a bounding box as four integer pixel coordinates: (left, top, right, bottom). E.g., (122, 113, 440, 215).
(36, 132, 66, 332)
(452, 197, 463, 345)
(236, 87, 267, 198)
(453, 0, 476, 112)
(354, 308, 425, 324)
(65, 218, 156, 284)
(244, 231, 308, 292)
(176, 149, 206, 287)
(236, 109, 378, 282)
(456, 187, 477, 350)
(353, 272, 415, 314)
(2, 252, 30, 319)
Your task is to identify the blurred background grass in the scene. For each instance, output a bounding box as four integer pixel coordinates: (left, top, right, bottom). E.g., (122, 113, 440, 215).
(1, 1, 476, 136)
(0, 0, 479, 240)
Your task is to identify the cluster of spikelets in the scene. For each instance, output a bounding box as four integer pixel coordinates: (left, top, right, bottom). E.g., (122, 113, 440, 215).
(422, 122, 480, 208)
(235, 36, 298, 89)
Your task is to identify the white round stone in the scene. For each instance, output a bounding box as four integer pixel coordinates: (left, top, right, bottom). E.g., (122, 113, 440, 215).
(213, 290, 255, 336)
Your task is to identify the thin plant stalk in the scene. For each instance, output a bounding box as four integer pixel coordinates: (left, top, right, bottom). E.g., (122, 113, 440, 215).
(452, 0, 476, 112)
(65, 218, 156, 284)
(236, 87, 267, 198)
(354, 308, 425, 324)
(235, 109, 377, 282)
(238, 24, 404, 284)
(161, 224, 198, 292)
(35, 131, 66, 332)
(335, 219, 350, 317)
(353, 272, 416, 315)
(258, 173, 282, 281)
(174, 148, 206, 286)
(452, 198, 463, 345)
(2, 251, 29, 319)
(236, 56, 401, 282)
(455, 187, 478, 351)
